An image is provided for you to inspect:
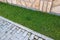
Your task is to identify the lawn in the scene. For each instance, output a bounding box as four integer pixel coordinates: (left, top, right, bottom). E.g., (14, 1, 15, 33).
(0, 2, 60, 40)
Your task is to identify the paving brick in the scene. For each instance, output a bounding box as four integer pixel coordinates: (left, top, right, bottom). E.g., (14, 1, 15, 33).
(0, 16, 53, 40)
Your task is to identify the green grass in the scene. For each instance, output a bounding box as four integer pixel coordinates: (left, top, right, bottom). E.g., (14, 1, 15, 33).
(0, 2, 60, 40)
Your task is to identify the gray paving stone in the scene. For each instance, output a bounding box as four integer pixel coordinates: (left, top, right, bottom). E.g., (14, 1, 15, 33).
(0, 16, 53, 40)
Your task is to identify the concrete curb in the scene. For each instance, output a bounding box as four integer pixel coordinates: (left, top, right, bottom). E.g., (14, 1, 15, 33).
(49, 12, 60, 16)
